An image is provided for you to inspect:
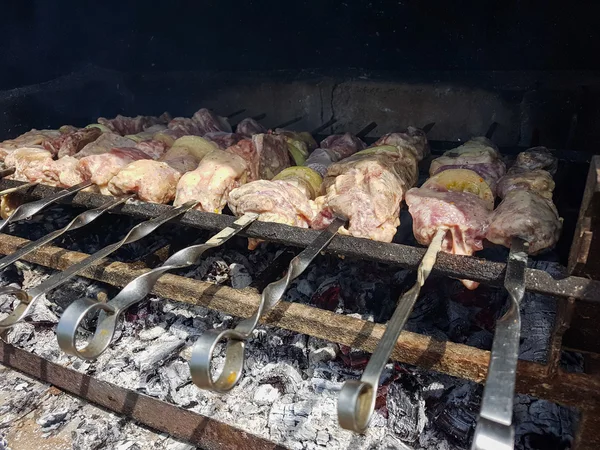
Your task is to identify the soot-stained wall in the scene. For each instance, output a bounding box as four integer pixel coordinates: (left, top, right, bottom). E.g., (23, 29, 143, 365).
(3, 1, 600, 89)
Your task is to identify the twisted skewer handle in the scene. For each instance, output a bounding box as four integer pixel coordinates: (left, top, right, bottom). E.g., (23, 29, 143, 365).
(56, 212, 258, 360)
(471, 237, 528, 450)
(0, 181, 93, 233)
(337, 228, 445, 433)
(0, 200, 197, 330)
(190, 216, 346, 393)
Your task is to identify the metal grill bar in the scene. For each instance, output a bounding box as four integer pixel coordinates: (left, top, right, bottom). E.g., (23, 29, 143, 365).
(0, 180, 596, 302)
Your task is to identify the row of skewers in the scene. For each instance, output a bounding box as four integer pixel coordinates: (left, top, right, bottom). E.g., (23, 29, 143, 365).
(0, 107, 563, 448)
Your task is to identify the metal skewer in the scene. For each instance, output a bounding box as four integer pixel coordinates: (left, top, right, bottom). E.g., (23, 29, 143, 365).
(56, 212, 259, 359)
(0, 181, 39, 197)
(0, 195, 131, 272)
(471, 237, 528, 450)
(190, 216, 346, 393)
(337, 228, 446, 433)
(0, 200, 198, 330)
(0, 181, 93, 233)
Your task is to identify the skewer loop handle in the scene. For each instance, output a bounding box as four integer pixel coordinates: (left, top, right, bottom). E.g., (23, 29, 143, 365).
(56, 297, 120, 360)
(190, 327, 249, 393)
(0, 287, 32, 330)
(337, 380, 377, 433)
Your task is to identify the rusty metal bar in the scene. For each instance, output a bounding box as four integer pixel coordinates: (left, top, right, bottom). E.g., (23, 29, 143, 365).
(0, 342, 282, 450)
(0, 234, 599, 411)
(568, 156, 600, 279)
(0, 181, 597, 302)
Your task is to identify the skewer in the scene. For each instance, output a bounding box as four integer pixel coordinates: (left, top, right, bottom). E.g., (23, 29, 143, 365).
(0, 200, 198, 330)
(471, 237, 528, 450)
(0, 181, 93, 233)
(272, 116, 304, 129)
(251, 113, 267, 121)
(0, 195, 131, 272)
(190, 216, 346, 393)
(422, 122, 436, 134)
(485, 122, 499, 139)
(56, 212, 259, 359)
(356, 122, 377, 138)
(337, 228, 446, 432)
(226, 109, 247, 119)
(0, 181, 38, 197)
(311, 117, 337, 135)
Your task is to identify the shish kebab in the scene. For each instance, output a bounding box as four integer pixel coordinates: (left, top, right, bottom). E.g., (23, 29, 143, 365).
(0, 112, 310, 329)
(190, 125, 430, 393)
(54, 122, 380, 361)
(472, 147, 561, 450)
(338, 135, 508, 432)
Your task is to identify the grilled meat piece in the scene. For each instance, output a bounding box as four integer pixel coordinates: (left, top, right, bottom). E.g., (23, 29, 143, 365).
(97, 112, 171, 136)
(5, 147, 54, 182)
(312, 140, 423, 242)
(405, 188, 491, 257)
(108, 160, 182, 204)
(226, 134, 290, 181)
(134, 139, 169, 160)
(496, 169, 555, 199)
(487, 190, 562, 254)
(192, 108, 232, 134)
(41, 156, 86, 187)
(429, 137, 506, 194)
(44, 127, 102, 158)
(229, 179, 317, 249)
(79, 147, 152, 187)
(374, 128, 430, 160)
(320, 133, 367, 160)
(174, 150, 248, 213)
(0, 129, 61, 161)
(76, 133, 138, 158)
(513, 146, 557, 175)
(204, 132, 244, 149)
(236, 118, 267, 137)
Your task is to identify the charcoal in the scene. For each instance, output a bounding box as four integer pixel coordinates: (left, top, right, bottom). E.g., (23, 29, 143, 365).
(254, 384, 281, 405)
(37, 409, 69, 430)
(71, 417, 122, 450)
(133, 336, 185, 373)
(386, 382, 426, 443)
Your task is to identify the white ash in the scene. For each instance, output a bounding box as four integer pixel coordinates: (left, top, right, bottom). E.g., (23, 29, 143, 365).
(0, 366, 193, 450)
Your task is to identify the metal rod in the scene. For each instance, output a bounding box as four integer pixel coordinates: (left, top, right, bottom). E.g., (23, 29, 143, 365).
(273, 116, 303, 129)
(226, 109, 246, 119)
(422, 122, 436, 134)
(190, 216, 346, 393)
(486, 122, 499, 139)
(56, 213, 258, 360)
(0, 181, 93, 234)
(0, 181, 595, 301)
(311, 118, 337, 135)
(337, 228, 445, 433)
(471, 237, 528, 450)
(356, 122, 377, 139)
(0, 181, 38, 197)
(0, 200, 198, 330)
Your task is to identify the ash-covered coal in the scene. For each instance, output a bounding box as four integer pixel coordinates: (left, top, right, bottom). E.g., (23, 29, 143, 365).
(0, 204, 581, 449)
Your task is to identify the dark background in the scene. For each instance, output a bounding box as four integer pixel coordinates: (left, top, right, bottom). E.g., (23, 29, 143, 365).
(3, 1, 600, 89)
